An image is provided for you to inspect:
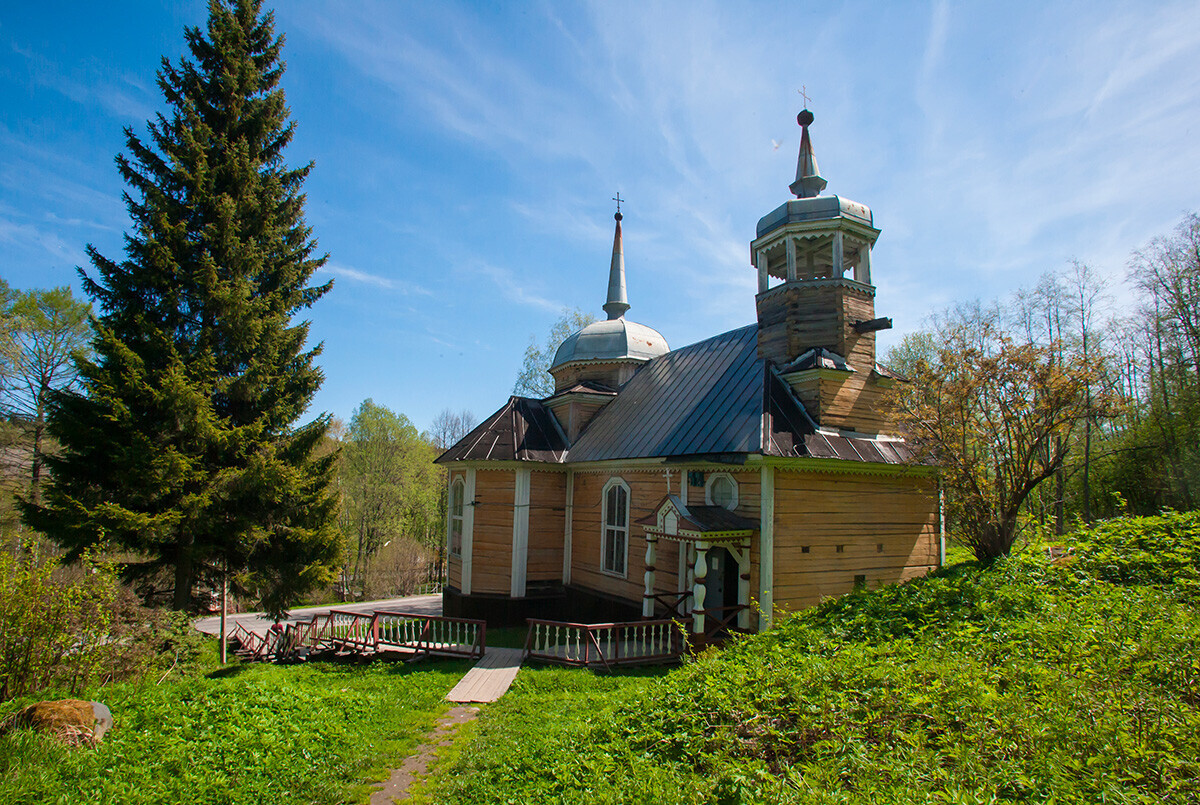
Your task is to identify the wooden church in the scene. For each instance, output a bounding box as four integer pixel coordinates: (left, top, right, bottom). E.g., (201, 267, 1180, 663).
(437, 109, 941, 632)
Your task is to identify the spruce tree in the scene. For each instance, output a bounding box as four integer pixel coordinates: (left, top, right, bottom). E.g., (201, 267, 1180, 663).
(24, 0, 342, 614)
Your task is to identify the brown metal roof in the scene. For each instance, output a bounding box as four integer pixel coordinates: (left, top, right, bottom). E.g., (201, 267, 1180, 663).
(435, 396, 568, 464)
(636, 494, 760, 534)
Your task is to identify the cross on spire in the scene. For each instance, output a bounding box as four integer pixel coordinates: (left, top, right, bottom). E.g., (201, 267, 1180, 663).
(612, 192, 623, 214)
(798, 85, 811, 108)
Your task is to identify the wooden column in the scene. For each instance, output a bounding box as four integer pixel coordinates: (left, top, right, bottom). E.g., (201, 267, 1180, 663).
(856, 244, 871, 284)
(692, 541, 709, 635)
(563, 470, 574, 584)
(832, 231, 844, 277)
(642, 535, 657, 618)
(462, 468, 476, 595)
(757, 250, 770, 293)
(737, 539, 751, 630)
(511, 468, 530, 597)
(785, 237, 797, 281)
(758, 465, 774, 632)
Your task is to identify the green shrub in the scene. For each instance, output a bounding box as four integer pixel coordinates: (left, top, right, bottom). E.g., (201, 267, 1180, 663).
(431, 537, 1200, 804)
(1071, 509, 1200, 594)
(0, 552, 174, 701)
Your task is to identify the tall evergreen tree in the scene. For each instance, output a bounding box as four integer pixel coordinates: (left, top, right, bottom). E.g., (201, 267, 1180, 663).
(23, 0, 341, 614)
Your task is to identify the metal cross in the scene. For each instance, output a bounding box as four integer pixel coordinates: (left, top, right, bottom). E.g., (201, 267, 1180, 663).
(798, 85, 811, 107)
(612, 192, 623, 213)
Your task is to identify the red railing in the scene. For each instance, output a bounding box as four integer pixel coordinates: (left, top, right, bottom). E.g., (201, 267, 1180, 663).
(226, 610, 485, 663)
(696, 605, 752, 642)
(645, 590, 693, 619)
(373, 610, 485, 661)
(523, 617, 685, 670)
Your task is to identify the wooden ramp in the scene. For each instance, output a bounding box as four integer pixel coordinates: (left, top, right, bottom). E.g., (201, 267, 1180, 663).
(445, 647, 524, 703)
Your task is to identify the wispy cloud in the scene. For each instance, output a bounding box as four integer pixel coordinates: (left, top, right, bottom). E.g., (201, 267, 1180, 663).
(321, 262, 431, 295)
(9, 43, 156, 123)
(471, 260, 565, 314)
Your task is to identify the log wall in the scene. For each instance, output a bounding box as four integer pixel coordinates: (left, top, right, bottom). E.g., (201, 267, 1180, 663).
(469, 469, 515, 594)
(527, 471, 566, 583)
(771, 469, 938, 613)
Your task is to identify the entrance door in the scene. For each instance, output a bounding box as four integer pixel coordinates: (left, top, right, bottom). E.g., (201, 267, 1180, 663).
(704, 547, 740, 612)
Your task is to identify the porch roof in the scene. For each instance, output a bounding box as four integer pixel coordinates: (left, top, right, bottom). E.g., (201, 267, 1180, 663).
(637, 494, 759, 542)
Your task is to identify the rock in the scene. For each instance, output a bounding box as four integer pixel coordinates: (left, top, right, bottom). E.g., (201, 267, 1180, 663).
(0, 699, 114, 747)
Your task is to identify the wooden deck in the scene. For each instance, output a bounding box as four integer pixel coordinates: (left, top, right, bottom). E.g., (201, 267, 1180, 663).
(444, 647, 524, 703)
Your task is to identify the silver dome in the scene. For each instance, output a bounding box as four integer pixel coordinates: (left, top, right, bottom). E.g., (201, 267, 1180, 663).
(551, 318, 669, 370)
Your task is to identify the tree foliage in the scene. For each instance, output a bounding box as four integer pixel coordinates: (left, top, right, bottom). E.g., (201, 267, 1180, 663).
(513, 308, 595, 398)
(338, 399, 441, 598)
(0, 286, 92, 505)
(23, 0, 340, 615)
(889, 303, 1111, 560)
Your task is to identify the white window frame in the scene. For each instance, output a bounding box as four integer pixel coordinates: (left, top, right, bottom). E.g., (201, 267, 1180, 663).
(705, 471, 739, 510)
(600, 477, 630, 578)
(448, 477, 465, 557)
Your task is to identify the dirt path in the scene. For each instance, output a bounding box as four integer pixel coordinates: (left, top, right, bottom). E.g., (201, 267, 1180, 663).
(369, 705, 480, 804)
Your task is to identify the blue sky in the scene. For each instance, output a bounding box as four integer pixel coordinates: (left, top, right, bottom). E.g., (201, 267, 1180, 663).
(2, 1, 1198, 432)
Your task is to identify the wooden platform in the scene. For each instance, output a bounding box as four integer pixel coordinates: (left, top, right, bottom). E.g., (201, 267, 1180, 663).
(444, 647, 524, 703)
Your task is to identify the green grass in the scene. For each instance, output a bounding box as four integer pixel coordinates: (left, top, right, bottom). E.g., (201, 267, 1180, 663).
(422, 515, 1200, 804)
(0, 658, 469, 805)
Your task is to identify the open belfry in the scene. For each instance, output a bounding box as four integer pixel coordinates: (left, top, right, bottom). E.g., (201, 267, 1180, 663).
(438, 108, 940, 632)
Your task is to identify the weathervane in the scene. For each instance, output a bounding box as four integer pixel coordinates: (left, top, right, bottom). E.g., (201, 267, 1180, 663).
(798, 85, 811, 108)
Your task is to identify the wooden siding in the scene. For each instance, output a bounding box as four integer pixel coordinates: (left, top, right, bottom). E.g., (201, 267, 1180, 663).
(570, 472, 682, 602)
(470, 469, 516, 594)
(527, 471, 566, 583)
(771, 470, 937, 612)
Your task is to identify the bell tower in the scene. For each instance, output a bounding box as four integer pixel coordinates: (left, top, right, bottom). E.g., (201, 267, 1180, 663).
(752, 108, 894, 434)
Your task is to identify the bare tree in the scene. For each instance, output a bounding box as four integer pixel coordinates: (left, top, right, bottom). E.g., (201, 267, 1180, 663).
(429, 408, 478, 450)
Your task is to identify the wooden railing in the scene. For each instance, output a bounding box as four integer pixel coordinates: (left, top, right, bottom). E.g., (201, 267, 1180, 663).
(373, 610, 485, 661)
(226, 610, 485, 663)
(645, 590, 693, 619)
(696, 605, 752, 642)
(523, 618, 685, 670)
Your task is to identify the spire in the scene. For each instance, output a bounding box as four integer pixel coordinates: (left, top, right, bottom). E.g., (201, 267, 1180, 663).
(603, 208, 630, 320)
(789, 108, 827, 199)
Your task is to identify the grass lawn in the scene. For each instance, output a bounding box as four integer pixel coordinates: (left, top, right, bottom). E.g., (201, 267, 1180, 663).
(0, 656, 470, 805)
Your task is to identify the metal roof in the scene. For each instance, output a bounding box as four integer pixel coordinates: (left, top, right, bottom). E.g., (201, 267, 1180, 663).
(438, 325, 914, 467)
(568, 325, 764, 462)
(435, 396, 568, 464)
(550, 317, 669, 370)
(636, 495, 760, 534)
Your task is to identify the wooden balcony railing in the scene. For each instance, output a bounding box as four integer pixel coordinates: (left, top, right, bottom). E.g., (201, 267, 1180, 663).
(523, 617, 685, 670)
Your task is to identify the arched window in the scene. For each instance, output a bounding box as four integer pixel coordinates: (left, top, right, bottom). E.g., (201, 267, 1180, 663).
(449, 478, 465, 557)
(705, 472, 738, 510)
(601, 477, 630, 576)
